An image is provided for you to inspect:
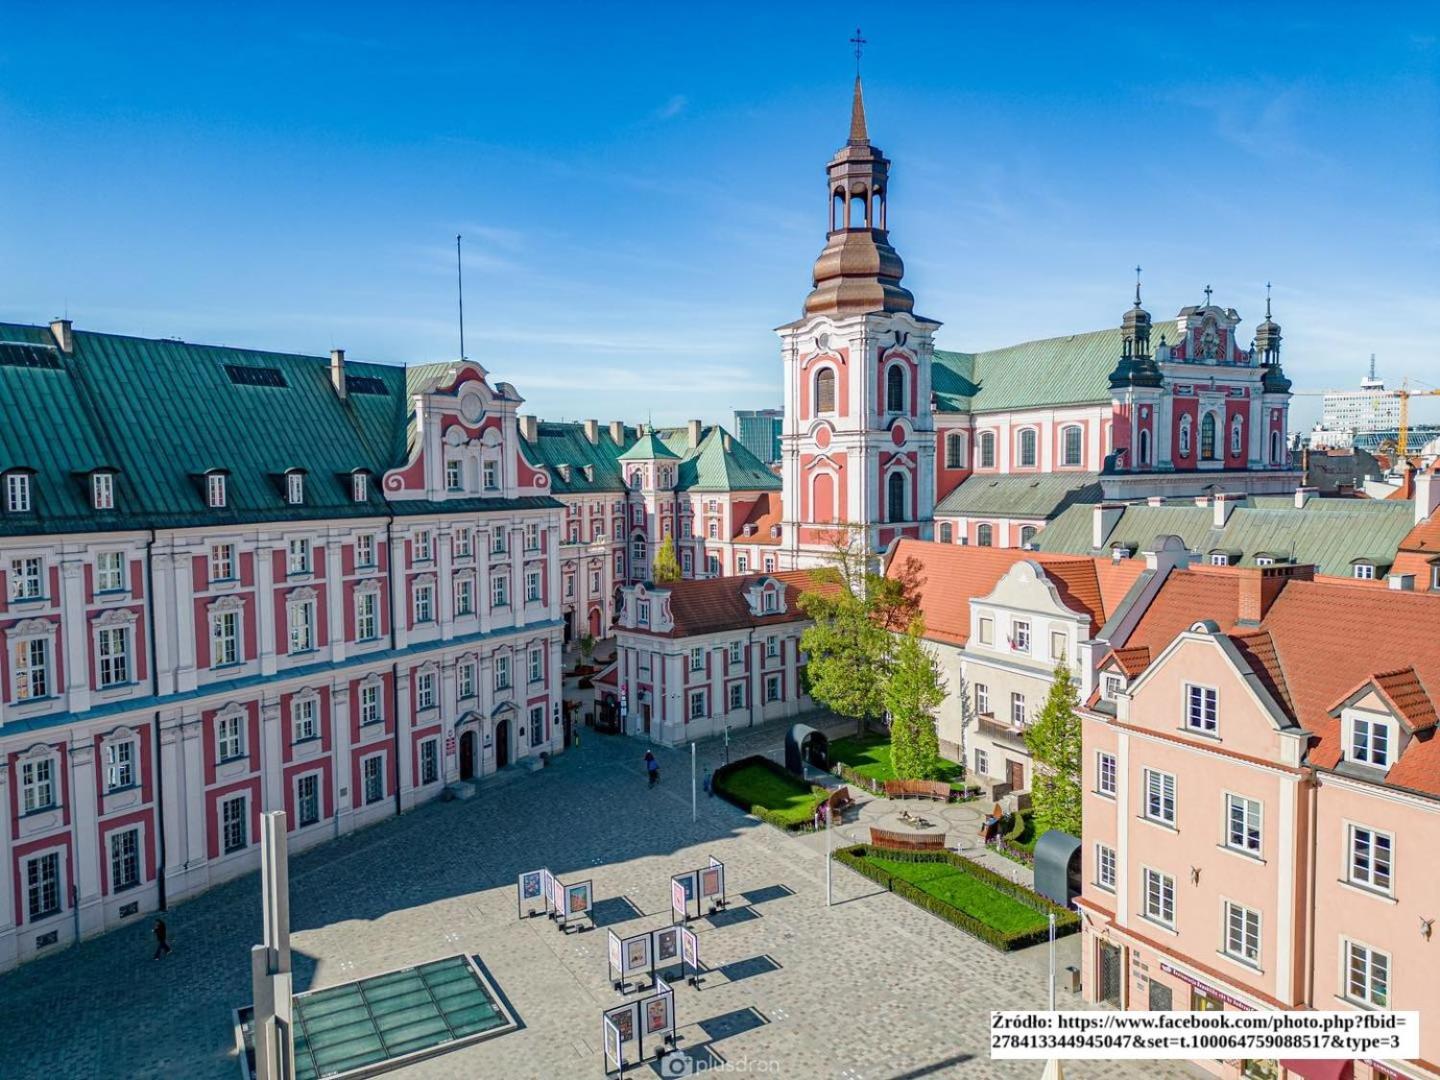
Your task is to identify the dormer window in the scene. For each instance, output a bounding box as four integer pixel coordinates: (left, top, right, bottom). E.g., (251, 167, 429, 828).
(207, 472, 227, 508)
(761, 589, 778, 614)
(1353, 562, 1376, 581)
(1210, 553, 1230, 567)
(1256, 556, 1275, 567)
(1349, 715, 1391, 769)
(286, 471, 304, 505)
(1102, 673, 1125, 701)
(5, 471, 31, 513)
(636, 599, 650, 627)
(351, 472, 368, 502)
(91, 472, 115, 511)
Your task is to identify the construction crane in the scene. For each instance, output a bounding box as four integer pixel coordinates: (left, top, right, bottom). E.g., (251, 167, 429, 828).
(1293, 378, 1440, 457)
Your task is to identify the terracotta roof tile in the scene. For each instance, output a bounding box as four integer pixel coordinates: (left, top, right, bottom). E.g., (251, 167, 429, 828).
(732, 493, 783, 545)
(1105, 645, 1152, 676)
(1228, 628, 1294, 718)
(1116, 566, 1243, 659)
(641, 569, 837, 638)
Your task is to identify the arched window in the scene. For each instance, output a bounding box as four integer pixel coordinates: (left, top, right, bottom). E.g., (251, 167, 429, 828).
(1061, 426, 1082, 467)
(976, 523, 993, 547)
(886, 364, 905, 413)
(630, 534, 646, 573)
(1020, 525, 1038, 547)
(887, 471, 907, 523)
(872, 189, 885, 229)
(979, 432, 996, 468)
(1200, 413, 1217, 460)
(945, 431, 965, 470)
(1270, 430, 1282, 463)
(1230, 415, 1244, 456)
(831, 189, 845, 232)
(629, 470, 643, 490)
(849, 191, 868, 228)
(1138, 429, 1152, 466)
(815, 368, 836, 414)
(939, 522, 953, 543)
(1179, 416, 1192, 457)
(658, 467, 670, 487)
(1018, 429, 1038, 468)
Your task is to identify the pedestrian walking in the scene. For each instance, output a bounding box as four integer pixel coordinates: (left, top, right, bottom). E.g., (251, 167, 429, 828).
(152, 917, 172, 960)
(645, 750, 660, 788)
(703, 768, 713, 796)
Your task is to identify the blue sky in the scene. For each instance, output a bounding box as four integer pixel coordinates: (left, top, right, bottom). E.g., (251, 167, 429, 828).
(1, 2, 1436, 429)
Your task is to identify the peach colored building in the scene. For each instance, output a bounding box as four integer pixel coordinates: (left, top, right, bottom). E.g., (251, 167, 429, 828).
(1078, 565, 1440, 1080)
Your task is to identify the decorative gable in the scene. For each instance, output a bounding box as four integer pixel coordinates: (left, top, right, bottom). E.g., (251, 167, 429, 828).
(743, 577, 787, 618)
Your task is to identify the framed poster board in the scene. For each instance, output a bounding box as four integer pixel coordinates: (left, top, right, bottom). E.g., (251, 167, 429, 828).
(680, 926, 700, 983)
(550, 874, 565, 920)
(607, 930, 623, 983)
(699, 861, 724, 903)
(621, 932, 651, 977)
(651, 926, 680, 970)
(517, 870, 545, 919)
(603, 1016, 622, 1076)
(540, 869, 555, 913)
(565, 880, 593, 922)
(671, 877, 688, 925)
(603, 1000, 640, 1047)
(642, 991, 672, 1038)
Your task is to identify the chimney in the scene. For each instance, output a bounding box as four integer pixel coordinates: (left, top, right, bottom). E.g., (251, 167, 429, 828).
(330, 348, 346, 400)
(1212, 492, 1244, 528)
(1146, 496, 1165, 507)
(1091, 502, 1126, 551)
(1415, 470, 1440, 525)
(1388, 573, 1415, 591)
(50, 318, 73, 354)
(1193, 494, 1211, 508)
(722, 433, 733, 452)
(1237, 564, 1315, 624)
(608, 420, 625, 445)
(518, 414, 538, 442)
(583, 419, 599, 445)
(688, 419, 703, 448)
(1293, 486, 1317, 509)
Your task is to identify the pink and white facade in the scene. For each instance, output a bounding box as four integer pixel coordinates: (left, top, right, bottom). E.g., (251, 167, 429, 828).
(0, 345, 564, 972)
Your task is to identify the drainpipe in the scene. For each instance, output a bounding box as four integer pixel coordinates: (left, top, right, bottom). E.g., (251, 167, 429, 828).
(1303, 766, 1318, 1007)
(387, 516, 403, 818)
(144, 530, 167, 911)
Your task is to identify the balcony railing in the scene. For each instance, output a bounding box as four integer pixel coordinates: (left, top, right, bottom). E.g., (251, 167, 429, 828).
(977, 714, 1029, 749)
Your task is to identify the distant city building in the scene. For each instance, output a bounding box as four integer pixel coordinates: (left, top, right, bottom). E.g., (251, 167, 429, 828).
(1322, 357, 1401, 435)
(733, 409, 783, 466)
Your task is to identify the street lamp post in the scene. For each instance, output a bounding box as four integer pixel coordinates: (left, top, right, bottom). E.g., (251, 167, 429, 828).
(825, 803, 833, 907)
(690, 742, 697, 824)
(1048, 911, 1057, 1011)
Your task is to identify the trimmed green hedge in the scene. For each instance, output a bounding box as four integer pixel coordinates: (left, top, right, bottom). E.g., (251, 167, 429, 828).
(833, 843, 1079, 952)
(995, 808, 1038, 866)
(712, 755, 827, 832)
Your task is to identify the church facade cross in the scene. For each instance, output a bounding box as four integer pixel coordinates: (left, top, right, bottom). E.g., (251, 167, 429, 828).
(1203, 284, 1213, 306)
(850, 27, 866, 73)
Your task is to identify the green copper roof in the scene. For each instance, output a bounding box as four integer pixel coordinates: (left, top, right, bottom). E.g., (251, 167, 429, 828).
(934, 320, 1180, 414)
(617, 431, 680, 461)
(0, 321, 558, 535)
(1035, 497, 1417, 577)
(523, 421, 779, 495)
(935, 472, 1103, 519)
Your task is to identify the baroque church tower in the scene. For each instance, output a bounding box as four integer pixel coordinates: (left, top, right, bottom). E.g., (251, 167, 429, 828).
(777, 77, 939, 569)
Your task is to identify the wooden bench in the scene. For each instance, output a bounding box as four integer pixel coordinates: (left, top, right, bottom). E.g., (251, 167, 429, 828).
(883, 779, 951, 802)
(869, 826, 948, 851)
(825, 786, 854, 815)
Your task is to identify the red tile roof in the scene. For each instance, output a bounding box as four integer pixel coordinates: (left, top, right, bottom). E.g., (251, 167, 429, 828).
(637, 569, 836, 638)
(1114, 566, 1243, 669)
(885, 539, 1142, 646)
(1327, 666, 1439, 734)
(732, 493, 783, 545)
(1229, 628, 1294, 717)
(1105, 645, 1152, 676)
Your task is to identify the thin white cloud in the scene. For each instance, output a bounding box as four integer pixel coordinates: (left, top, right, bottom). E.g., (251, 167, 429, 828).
(653, 94, 688, 121)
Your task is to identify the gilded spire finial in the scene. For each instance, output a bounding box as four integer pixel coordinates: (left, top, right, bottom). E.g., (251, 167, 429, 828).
(1134, 264, 1143, 308)
(1265, 281, 1272, 320)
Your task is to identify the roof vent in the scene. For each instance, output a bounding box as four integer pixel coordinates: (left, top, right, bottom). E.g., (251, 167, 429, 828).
(345, 374, 389, 396)
(0, 342, 61, 370)
(330, 349, 346, 400)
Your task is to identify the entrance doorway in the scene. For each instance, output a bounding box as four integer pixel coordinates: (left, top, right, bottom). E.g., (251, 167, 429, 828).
(1098, 942, 1122, 1007)
(641, 702, 652, 735)
(1005, 758, 1025, 792)
(459, 731, 476, 781)
(495, 718, 510, 769)
(563, 610, 575, 643)
(588, 606, 602, 638)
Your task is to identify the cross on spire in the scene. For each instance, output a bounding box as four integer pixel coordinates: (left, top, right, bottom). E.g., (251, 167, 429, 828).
(1134, 265, 1143, 307)
(1203, 283, 1213, 306)
(1265, 281, 1272, 319)
(850, 27, 866, 74)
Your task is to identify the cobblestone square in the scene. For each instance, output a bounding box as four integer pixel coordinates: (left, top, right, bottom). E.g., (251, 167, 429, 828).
(0, 721, 1199, 1080)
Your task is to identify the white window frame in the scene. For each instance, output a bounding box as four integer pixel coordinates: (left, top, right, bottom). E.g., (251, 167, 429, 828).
(420, 739, 440, 785)
(1096, 752, 1117, 798)
(221, 793, 248, 853)
(96, 550, 125, 593)
(286, 472, 305, 505)
(355, 586, 379, 641)
(1010, 692, 1026, 727)
(362, 754, 385, 805)
(92, 472, 115, 510)
(458, 661, 476, 699)
(454, 575, 474, 617)
(1353, 563, 1376, 581)
(25, 850, 61, 919)
(728, 642, 743, 666)
(287, 537, 311, 576)
(728, 681, 745, 711)
(1095, 843, 1116, 892)
(1225, 793, 1262, 856)
(525, 568, 542, 602)
(109, 826, 141, 891)
(1349, 715, 1392, 768)
(359, 682, 381, 726)
(9, 556, 44, 601)
(689, 646, 704, 672)
(454, 527, 472, 559)
(1010, 620, 1030, 652)
(210, 543, 236, 582)
(974, 747, 989, 775)
(216, 711, 245, 762)
(529, 647, 544, 683)
(292, 696, 318, 743)
(491, 575, 509, 609)
(20, 753, 58, 814)
(975, 683, 990, 715)
(207, 473, 227, 508)
(1344, 939, 1389, 1008)
(351, 472, 368, 502)
(765, 635, 778, 659)
(105, 737, 136, 791)
(1144, 768, 1176, 826)
(211, 607, 241, 667)
(1061, 425, 1083, 467)
(10, 627, 53, 703)
(287, 598, 315, 654)
(6, 472, 32, 513)
(96, 623, 132, 688)
(445, 458, 463, 492)
(295, 773, 321, 827)
(1185, 684, 1218, 734)
(525, 523, 540, 551)
(1142, 867, 1175, 927)
(1224, 900, 1261, 967)
(765, 674, 782, 703)
(483, 460, 498, 491)
(688, 689, 706, 721)
(1347, 825, 1393, 894)
(416, 669, 436, 711)
(413, 581, 435, 624)
(494, 655, 511, 691)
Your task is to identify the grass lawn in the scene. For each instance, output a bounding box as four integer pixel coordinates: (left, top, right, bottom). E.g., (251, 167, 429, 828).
(828, 734, 965, 786)
(716, 762, 824, 827)
(866, 856, 1049, 935)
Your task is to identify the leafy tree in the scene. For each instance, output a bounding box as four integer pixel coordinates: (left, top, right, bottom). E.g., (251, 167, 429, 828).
(651, 535, 682, 584)
(885, 623, 947, 780)
(798, 524, 920, 735)
(578, 633, 596, 665)
(1023, 662, 1084, 837)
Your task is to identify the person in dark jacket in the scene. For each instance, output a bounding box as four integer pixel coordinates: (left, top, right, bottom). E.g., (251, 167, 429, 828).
(153, 917, 172, 959)
(645, 751, 660, 788)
